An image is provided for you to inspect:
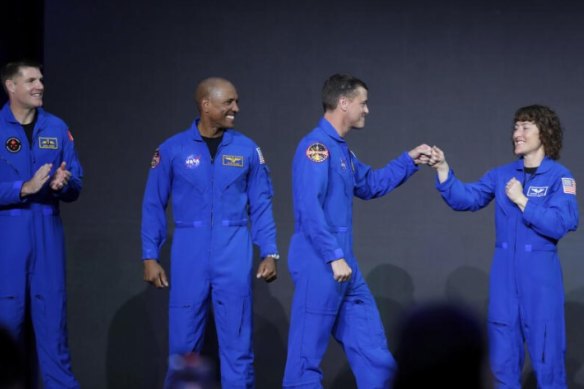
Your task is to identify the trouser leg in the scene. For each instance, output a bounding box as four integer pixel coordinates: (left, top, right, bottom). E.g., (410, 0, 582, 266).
(30, 215, 79, 389)
(212, 288, 255, 389)
(488, 318, 524, 389)
(283, 271, 346, 389)
(332, 278, 395, 389)
(524, 315, 567, 389)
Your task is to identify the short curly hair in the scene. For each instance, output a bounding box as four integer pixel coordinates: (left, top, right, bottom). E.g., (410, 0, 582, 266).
(513, 105, 563, 160)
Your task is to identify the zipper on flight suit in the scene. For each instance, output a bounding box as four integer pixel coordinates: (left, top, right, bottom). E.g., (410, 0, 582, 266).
(513, 169, 536, 299)
(207, 138, 225, 261)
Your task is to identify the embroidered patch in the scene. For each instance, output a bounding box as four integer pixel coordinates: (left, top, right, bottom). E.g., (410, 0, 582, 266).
(527, 186, 548, 197)
(306, 143, 329, 163)
(562, 177, 576, 195)
(5, 137, 21, 153)
(39, 137, 58, 149)
(222, 155, 244, 167)
(67, 130, 74, 141)
(256, 147, 265, 164)
(185, 154, 201, 169)
(340, 158, 347, 170)
(150, 148, 160, 168)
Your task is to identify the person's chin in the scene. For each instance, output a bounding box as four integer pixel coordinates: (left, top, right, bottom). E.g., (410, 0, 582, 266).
(223, 119, 235, 128)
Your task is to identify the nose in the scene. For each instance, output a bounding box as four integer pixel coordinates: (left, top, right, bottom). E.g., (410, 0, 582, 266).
(232, 101, 239, 113)
(34, 79, 44, 90)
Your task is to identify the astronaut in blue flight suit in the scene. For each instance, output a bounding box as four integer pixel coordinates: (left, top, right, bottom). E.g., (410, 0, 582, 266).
(430, 105, 578, 389)
(0, 61, 82, 388)
(283, 74, 433, 389)
(141, 77, 279, 388)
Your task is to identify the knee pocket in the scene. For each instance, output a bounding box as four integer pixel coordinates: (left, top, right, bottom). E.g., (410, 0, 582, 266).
(345, 298, 387, 349)
(213, 293, 252, 352)
(528, 321, 566, 386)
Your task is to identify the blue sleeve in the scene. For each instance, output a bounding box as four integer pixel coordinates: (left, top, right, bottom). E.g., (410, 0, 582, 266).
(436, 168, 496, 211)
(293, 141, 344, 263)
(141, 146, 172, 260)
(0, 180, 26, 206)
(353, 151, 419, 200)
(523, 175, 579, 240)
(52, 129, 83, 202)
(247, 146, 278, 258)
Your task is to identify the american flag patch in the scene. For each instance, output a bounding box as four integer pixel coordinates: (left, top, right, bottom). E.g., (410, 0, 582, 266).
(256, 147, 265, 164)
(562, 177, 576, 195)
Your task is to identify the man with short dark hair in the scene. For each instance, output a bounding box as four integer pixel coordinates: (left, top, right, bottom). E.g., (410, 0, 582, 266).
(0, 60, 82, 388)
(431, 105, 578, 388)
(141, 77, 278, 388)
(283, 73, 432, 388)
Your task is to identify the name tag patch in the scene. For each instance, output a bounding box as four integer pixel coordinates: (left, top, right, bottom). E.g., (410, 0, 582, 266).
(39, 137, 58, 149)
(223, 155, 244, 167)
(527, 186, 548, 197)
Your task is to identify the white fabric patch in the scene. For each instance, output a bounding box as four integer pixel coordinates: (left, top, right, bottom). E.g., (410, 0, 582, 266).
(562, 177, 576, 195)
(527, 186, 548, 197)
(256, 147, 265, 164)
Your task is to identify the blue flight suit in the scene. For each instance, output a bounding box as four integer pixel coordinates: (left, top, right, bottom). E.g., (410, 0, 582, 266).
(436, 158, 578, 389)
(283, 117, 419, 388)
(0, 103, 82, 388)
(141, 118, 278, 388)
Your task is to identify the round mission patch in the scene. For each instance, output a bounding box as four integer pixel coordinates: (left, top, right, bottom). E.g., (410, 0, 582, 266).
(306, 143, 329, 163)
(6, 137, 22, 153)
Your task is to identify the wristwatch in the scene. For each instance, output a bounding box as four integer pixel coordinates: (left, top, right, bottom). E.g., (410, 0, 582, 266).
(265, 253, 280, 260)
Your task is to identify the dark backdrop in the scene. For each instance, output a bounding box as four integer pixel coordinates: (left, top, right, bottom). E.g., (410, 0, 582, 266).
(39, 0, 584, 387)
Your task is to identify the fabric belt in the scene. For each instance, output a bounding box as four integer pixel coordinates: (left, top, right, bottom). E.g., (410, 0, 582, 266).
(174, 219, 248, 228)
(294, 223, 349, 233)
(0, 207, 57, 216)
(495, 242, 557, 252)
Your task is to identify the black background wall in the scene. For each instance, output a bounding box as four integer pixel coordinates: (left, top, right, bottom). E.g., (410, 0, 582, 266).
(0, 0, 44, 105)
(9, 0, 584, 387)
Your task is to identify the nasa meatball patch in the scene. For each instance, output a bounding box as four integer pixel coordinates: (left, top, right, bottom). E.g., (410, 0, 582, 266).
(306, 143, 329, 163)
(150, 148, 160, 168)
(185, 154, 201, 169)
(5, 137, 21, 153)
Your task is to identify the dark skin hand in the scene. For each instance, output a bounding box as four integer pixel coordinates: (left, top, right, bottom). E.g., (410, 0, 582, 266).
(256, 256, 278, 283)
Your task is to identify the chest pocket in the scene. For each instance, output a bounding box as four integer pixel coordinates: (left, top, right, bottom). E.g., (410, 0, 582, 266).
(333, 156, 354, 198)
(219, 160, 248, 194)
(174, 153, 209, 194)
(34, 149, 63, 171)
